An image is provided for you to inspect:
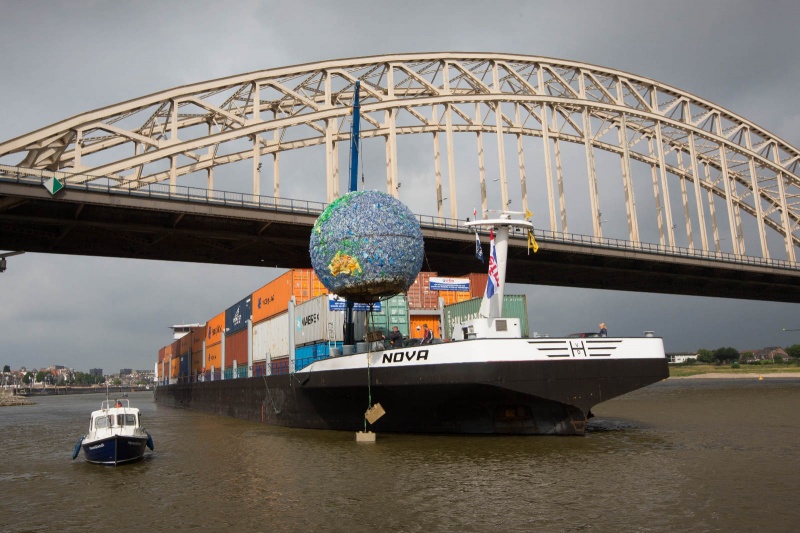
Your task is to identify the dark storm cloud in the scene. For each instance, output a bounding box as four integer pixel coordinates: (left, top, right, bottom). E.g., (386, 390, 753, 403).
(2, 0, 799, 371)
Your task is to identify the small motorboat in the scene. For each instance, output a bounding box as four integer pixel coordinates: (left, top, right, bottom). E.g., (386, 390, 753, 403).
(73, 398, 154, 465)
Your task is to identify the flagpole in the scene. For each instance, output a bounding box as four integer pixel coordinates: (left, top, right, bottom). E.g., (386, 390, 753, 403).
(467, 212, 532, 320)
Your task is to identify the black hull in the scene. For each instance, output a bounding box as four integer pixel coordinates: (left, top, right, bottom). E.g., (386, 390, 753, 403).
(155, 358, 667, 435)
(82, 435, 148, 465)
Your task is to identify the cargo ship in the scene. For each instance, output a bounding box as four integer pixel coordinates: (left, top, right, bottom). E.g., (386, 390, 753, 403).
(154, 82, 667, 435)
(154, 215, 668, 436)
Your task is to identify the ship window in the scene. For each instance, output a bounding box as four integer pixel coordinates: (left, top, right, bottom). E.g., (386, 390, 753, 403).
(496, 320, 507, 332)
(125, 414, 136, 426)
(95, 416, 110, 429)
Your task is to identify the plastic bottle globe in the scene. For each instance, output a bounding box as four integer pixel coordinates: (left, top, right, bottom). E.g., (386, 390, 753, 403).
(310, 190, 424, 303)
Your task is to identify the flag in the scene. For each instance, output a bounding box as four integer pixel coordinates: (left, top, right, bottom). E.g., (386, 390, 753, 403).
(525, 209, 533, 220)
(475, 232, 484, 263)
(527, 230, 539, 254)
(473, 207, 477, 219)
(479, 229, 500, 318)
(486, 229, 500, 298)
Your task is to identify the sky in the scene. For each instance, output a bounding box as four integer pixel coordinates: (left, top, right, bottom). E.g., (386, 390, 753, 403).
(1, 0, 800, 372)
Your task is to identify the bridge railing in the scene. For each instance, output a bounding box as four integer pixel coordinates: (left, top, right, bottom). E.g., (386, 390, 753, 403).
(2, 165, 797, 272)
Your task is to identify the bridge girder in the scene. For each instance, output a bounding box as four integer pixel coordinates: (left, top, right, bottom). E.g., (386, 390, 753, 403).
(1, 52, 799, 267)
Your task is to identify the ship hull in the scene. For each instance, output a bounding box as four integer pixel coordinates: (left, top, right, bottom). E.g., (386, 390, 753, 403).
(82, 435, 148, 465)
(155, 343, 667, 435)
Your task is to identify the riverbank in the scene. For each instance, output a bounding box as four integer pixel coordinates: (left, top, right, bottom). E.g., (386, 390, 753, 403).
(0, 393, 33, 406)
(669, 364, 800, 378)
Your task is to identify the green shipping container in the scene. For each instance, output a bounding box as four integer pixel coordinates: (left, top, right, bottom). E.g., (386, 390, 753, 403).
(442, 295, 528, 340)
(365, 294, 410, 339)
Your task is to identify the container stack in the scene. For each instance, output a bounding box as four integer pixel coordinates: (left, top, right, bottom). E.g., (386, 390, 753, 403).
(155, 268, 530, 384)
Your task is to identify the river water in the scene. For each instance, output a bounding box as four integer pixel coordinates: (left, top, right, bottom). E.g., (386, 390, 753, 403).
(1, 378, 798, 533)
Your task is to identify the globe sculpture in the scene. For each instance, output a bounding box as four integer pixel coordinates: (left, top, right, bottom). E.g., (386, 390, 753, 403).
(310, 190, 424, 303)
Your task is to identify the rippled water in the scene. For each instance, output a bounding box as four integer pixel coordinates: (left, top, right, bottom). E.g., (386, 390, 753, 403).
(1, 379, 799, 532)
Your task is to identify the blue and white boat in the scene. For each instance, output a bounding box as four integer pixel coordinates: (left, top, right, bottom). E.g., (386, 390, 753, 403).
(73, 398, 154, 465)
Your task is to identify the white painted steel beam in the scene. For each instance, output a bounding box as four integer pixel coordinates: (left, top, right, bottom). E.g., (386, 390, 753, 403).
(0, 52, 797, 266)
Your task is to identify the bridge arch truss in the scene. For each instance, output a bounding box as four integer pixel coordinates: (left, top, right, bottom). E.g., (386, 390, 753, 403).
(1, 52, 798, 263)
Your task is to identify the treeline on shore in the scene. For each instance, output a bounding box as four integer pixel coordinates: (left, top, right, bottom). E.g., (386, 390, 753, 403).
(677, 344, 800, 367)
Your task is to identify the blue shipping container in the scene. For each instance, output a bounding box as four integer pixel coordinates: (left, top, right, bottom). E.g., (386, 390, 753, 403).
(226, 296, 252, 335)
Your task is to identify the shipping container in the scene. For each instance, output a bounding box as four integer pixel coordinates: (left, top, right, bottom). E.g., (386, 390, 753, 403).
(467, 272, 488, 299)
(442, 294, 529, 340)
(172, 339, 182, 359)
(225, 328, 249, 368)
(439, 290, 472, 306)
(170, 355, 180, 380)
(164, 343, 173, 361)
(313, 341, 343, 358)
(206, 311, 225, 346)
(252, 269, 328, 323)
(294, 294, 368, 346)
(270, 357, 290, 375)
(252, 312, 290, 362)
(252, 361, 267, 377)
(363, 295, 409, 339)
(295, 344, 316, 371)
(205, 343, 222, 370)
(179, 334, 190, 356)
(409, 315, 441, 339)
(191, 349, 203, 376)
(158, 346, 166, 363)
(225, 295, 252, 335)
(191, 326, 205, 353)
(179, 352, 190, 378)
(407, 271, 439, 310)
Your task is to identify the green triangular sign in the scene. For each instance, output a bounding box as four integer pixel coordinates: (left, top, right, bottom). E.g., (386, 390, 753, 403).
(44, 177, 64, 195)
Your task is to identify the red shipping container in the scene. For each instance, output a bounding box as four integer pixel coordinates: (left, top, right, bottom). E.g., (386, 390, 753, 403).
(407, 271, 439, 310)
(191, 350, 203, 376)
(191, 326, 205, 354)
(468, 272, 488, 299)
(225, 329, 248, 368)
(179, 334, 191, 355)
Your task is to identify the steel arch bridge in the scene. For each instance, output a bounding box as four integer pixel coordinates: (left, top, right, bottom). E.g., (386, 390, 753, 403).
(1, 52, 799, 265)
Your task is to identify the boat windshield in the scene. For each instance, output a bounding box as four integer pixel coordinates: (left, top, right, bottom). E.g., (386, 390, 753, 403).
(94, 415, 112, 429)
(116, 414, 137, 427)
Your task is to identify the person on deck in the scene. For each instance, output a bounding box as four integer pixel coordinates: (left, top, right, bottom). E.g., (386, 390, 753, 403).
(421, 324, 433, 345)
(387, 326, 404, 348)
(599, 323, 608, 337)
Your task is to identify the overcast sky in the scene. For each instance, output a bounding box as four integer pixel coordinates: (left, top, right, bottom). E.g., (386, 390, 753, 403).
(2, 0, 799, 373)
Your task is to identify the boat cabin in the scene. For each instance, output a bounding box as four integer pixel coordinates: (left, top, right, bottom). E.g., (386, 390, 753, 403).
(89, 399, 142, 432)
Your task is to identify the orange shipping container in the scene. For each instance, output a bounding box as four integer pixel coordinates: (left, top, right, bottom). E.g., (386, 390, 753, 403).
(225, 329, 248, 368)
(407, 272, 439, 310)
(158, 346, 166, 363)
(171, 339, 181, 359)
(206, 343, 222, 370)
(206, 312, 225, 346)
(170, 355, 180, 379)
(409, 315, 440, 340)
(439, 290, 472, 306)
(164, 343, 173, 360)
(252, 269, 328, 324)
